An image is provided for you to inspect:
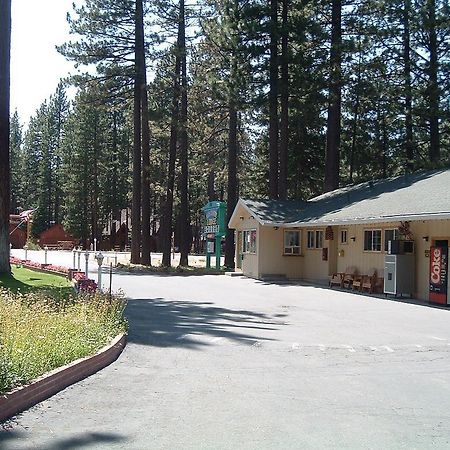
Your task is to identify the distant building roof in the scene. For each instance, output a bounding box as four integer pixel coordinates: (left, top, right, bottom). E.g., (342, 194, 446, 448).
(231, 169, 450, 227)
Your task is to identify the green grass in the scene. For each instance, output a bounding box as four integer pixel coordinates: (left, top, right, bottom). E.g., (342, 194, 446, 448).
(0, 268, 127, 395)
(0, 266, 73, 298)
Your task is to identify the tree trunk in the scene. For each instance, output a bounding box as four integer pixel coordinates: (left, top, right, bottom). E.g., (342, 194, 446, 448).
(131, 0, 143, 264)
(268, 0, 279, 199)
(178, 0, 190, 267)
(0, 0, 11, 273)
(161, 48, 181, 268)
(136, 0, 151, 266)
(207, 171, 215, 201)
(427, 0, 439, 162)
(278, 0, 289, 199)
(225, 103, 238, 269)
(403, 0, 414, 171)
(141, 85, 151, 265)
(349, 49, 361, 184)
(324, 0, 341, 192)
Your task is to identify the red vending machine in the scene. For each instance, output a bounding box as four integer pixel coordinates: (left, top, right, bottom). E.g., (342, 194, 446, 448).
(429, 246, 449, 305)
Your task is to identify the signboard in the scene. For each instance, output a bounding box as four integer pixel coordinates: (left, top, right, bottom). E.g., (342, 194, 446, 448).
(207, 241, 215, 254)
(429, 246, 448, 304)
(202, 201, 227, 270)
(201, 201, 226, 237)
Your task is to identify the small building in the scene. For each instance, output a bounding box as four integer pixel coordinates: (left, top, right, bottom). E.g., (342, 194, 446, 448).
(229, 169, 450, 303)
(9, 215, 26, 249)
(38, 224, 78, 249)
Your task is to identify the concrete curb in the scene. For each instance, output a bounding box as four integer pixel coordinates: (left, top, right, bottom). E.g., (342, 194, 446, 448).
(0, 333, 126, 423)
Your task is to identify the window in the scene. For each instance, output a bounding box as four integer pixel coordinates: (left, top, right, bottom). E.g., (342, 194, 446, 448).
(242, 229, 256, 254)
(284, 230, 301, 255)
(384, 228, 399, 252)
(340, 229, 348, 244)
(307, 230, 324, 249)
(364, 229, 382, 252)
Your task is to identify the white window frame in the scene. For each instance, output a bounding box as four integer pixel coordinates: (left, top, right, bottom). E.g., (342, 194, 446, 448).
(364, 229, 382, 252)
(384, 228, 399, 252)
(340, 229, 348, 245)
(284, 230, 301, 255)
(307, 230, 324, 249)
(242, 229, 257, 254)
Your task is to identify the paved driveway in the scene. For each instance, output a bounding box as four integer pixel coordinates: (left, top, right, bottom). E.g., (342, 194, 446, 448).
(2, 267, 450, 449)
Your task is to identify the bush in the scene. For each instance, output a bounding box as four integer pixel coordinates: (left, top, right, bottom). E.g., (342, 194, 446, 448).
(0, 288, 127, 394)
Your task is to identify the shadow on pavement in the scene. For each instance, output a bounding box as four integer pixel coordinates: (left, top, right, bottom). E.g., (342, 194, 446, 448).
(0, 429, 126, 449)
(126, 298, 282, 349)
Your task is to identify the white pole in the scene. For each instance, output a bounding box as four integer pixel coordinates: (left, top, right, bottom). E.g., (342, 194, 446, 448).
(94, 238, 97, 252)
(85, 251, 89, 276)
(73, 249, 76, 269)
(77, 250, 81, 271)
(44, 246, 48, 265)
(98, 265, 102, 291)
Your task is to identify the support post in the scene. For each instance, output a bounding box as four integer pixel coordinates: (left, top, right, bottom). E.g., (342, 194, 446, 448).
(215, 235, 221, 270)
(206, 240, 211, 269)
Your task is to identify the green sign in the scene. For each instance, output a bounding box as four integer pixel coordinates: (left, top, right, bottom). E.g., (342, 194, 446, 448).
(202, 201, 226, 236)
(202, 201, 227, 269)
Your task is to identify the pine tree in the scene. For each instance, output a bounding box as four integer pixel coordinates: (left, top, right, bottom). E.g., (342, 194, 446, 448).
(0, 0, 11, 273)
(9, 111, 22, 213)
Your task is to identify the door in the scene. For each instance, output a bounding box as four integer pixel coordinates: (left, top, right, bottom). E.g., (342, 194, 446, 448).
(236, 231, 242, 270)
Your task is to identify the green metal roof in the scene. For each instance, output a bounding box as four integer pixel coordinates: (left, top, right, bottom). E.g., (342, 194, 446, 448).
(240, 169, 450, 226)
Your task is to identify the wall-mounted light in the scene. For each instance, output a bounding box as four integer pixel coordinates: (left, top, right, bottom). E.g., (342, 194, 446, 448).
(274, 226, 279, 230)
(239, 216, 244, 220)
(350, 236, 356, 242)
(249, 215, 254, 219)
(422, 236, 429, 242)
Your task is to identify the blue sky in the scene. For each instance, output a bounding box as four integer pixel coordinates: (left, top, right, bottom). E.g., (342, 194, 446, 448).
(10, 0, 78, 123)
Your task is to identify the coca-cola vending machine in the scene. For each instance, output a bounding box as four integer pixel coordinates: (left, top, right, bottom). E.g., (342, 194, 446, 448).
(429, 246, 449, 305)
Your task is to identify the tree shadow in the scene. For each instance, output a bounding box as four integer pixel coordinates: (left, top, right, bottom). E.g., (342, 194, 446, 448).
(0, 269, 73, 299)
(0, 273, 29, 291)
(126, 298, 283, 349)
(0, 429, 126, 449)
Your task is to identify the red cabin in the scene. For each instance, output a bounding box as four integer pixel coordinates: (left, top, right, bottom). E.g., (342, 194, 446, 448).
(38, 224, 78, 250)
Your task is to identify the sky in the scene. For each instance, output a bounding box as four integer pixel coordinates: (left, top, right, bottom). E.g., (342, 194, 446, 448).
(10, 0, 79, 124)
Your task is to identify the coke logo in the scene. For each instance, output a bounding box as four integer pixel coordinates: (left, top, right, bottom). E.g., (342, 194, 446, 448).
(430, 248, 441, 284)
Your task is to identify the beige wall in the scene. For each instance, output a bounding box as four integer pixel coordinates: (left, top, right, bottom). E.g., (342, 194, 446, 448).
(336, 223, 384, 276)
(258, 226, 303, 279)
(237, 215, 260, 278)
(335, 220, 450, 301)
(301, 227, 330, 284)
(232, 207, 450, 302)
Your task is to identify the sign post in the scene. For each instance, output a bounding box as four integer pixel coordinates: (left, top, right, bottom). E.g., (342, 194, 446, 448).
(202, 201, 226, 270)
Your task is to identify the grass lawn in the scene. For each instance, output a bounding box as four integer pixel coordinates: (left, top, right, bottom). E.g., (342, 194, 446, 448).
(0, 266, 127, 396)
(0, 266, 73, 297)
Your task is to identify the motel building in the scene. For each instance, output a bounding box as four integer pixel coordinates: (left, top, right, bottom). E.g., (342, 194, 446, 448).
(228, 168, 450, 305)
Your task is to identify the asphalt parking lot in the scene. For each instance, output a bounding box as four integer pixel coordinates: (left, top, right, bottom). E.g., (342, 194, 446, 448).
(2, 265, 450, 449)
